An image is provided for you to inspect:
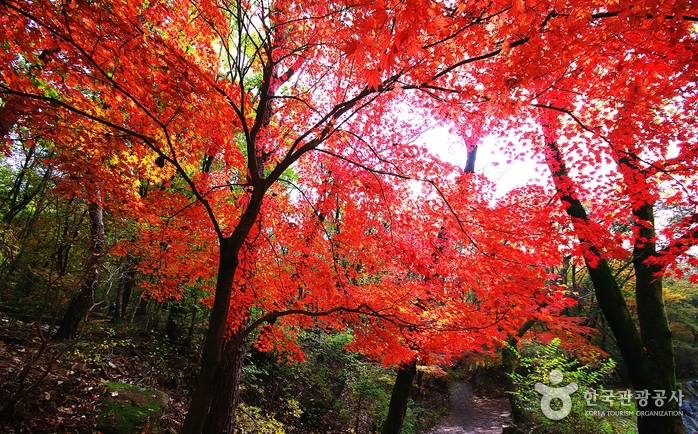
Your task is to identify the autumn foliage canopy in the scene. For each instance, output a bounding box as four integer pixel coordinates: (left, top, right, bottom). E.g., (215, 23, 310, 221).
(2, 0, 697, 431)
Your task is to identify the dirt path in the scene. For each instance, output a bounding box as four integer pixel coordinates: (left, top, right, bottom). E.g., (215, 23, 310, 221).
(425, 381, 512, 434)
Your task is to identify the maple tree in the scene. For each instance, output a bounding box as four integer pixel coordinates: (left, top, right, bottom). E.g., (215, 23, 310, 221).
(0, 1, 572, 432)
(449, 3, 697, 432)
(3, 0, 696, 433)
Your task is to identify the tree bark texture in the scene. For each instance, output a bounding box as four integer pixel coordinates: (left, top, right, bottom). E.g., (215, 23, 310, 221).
(202, 335, 247, 434)
(182, 188, 265, 434)
(381, 359, 417, 434)
(545, 140, 683, 434)
(113, 257, 137, 324)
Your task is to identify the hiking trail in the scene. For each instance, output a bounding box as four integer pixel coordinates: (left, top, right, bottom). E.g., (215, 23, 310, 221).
(425, 381, 512, 434)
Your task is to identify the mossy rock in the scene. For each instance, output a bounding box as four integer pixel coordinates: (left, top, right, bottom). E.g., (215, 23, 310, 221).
(97, 382, 169, 434)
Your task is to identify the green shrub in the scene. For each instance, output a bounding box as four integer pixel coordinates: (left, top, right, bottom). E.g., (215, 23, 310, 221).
(509, 338, 635, 434)
(240, 330, 394, 432)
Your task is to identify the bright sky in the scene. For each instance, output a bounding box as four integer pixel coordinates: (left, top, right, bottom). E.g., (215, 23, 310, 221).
(418, 126, 546, 198)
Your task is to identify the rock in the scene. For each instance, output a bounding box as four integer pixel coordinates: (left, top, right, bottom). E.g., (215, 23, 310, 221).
(97, 382, 169, 434)
(680, 380, 698, 434)
(502, 424, 525, 434)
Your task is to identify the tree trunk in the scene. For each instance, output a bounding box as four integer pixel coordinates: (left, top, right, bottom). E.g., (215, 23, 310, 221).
(165, 301, 185, 343)
(182, 187, 265, 434)
(502, 319, 535, 424)
(502, 320, 535, 373)
(113, 257, 136, 324)
(630, 203, 682, 434)
(54, 199, 106, 340)
(181, 237, 240, 434)
(128, 289, 147, 323)
(464, 145, 478, 174)
(545, 140, 684, 434)
(202, 335, 247, 433)
(381, 359, 417, 434)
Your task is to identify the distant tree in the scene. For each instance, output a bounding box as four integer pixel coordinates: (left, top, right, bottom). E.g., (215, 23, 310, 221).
(54, 196, 106, 339)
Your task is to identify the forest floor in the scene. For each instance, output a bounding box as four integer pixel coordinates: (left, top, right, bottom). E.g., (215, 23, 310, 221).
(1, 311, 508, 434)
(0, 313, 194, 433)
(426, 381, 512, 434)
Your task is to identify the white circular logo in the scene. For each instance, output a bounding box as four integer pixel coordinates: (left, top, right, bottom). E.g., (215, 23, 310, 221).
(534, 369, 578, 420)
